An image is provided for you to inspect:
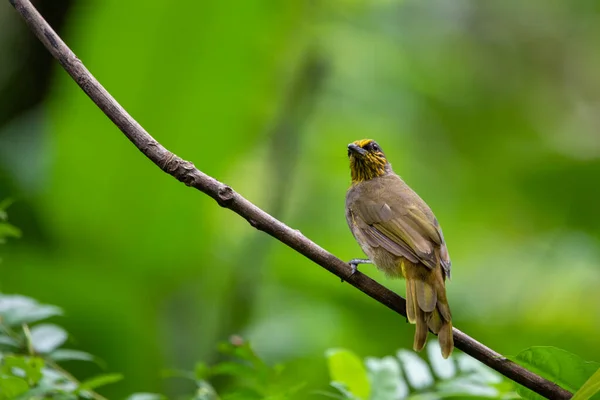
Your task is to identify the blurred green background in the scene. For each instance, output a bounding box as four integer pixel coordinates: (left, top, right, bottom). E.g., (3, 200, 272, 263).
(1, 0, 599, 397)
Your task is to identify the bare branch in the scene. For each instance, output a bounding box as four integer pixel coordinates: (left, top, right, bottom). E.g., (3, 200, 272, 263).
(8, 1, 572, 399)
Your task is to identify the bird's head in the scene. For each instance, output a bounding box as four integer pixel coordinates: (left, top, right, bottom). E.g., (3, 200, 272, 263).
(347, 139, 390, 183)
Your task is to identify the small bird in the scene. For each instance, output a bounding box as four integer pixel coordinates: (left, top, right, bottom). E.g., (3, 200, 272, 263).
(345, 139, 453, 358)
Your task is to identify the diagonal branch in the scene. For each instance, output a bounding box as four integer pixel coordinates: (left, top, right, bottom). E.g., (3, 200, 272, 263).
(8, 1, 571, 399)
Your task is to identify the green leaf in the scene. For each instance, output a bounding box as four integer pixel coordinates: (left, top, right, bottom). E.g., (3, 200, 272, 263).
(13, 382, 76, 400)
(77, 373, 123, 391)
(30, 324, 68, 353)
(210, 361, 255, 379)
(1, 355, 44, 385)
(572, 367, 600, 400)
(0, 223, 21, 240)
(329, 382, 360, 400)
(514, 346, 600, 399)
(0, 295, 63, 326)
(159, 368, 195, 380)
(0, 375, 29, 399)
(126, 393, 167, 400)
(326, 348, 370, 400)
(0, 198, 14, 213)
(219, 340, 265, 370)
(194, 362, 211, 380)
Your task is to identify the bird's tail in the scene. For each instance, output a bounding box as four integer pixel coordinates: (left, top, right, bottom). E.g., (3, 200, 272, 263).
(404, 262, 453, 358)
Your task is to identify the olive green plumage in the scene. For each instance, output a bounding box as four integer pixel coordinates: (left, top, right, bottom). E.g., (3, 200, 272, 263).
(345, 139, 453, 358)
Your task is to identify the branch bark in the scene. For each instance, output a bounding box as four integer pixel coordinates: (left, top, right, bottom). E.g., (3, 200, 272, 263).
(8, 1, 572, 399)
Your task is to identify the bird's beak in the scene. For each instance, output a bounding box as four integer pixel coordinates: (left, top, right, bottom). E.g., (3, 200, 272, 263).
(348, 143, 367, 156)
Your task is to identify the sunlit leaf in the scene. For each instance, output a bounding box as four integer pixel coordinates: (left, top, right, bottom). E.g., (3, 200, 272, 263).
(30, 324, 68, 353)
(326, 348, 370, 399)
(514, 346, 600, 399)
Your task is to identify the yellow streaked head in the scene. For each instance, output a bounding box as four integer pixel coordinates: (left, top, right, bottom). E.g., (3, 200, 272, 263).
(347, 139, 390, 183)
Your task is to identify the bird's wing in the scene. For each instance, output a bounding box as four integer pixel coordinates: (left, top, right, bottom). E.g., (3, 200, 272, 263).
(352, 201, 445, 270)
(406, 206, 452, 277)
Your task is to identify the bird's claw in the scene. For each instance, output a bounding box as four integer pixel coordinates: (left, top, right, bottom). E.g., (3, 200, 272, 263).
(350, 262, 359, 276)
(341, 258, 372, 283)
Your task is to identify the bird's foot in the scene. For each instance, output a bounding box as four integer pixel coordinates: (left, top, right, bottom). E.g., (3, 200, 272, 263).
(341, 258, 372, 282)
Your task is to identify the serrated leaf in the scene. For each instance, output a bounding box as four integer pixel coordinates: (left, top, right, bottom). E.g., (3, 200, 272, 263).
(572, 367, 600, 400)
(30, 324, 68, 353)
(77, 373, 123, 391)
(0, 295, 63, 326)
(326, 348, 370, 400)
(0, 375, 29, 399)
(514, 346, 600, 400)
(126, 393, 167, 400)
(48, 349, 96, 363)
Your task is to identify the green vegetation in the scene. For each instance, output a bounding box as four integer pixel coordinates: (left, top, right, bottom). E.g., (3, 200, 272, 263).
(2, 0, 600, 398)
(1, 292, 599, 399)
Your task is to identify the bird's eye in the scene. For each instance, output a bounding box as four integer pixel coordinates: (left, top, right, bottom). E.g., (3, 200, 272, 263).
(372, 144, 379, 152)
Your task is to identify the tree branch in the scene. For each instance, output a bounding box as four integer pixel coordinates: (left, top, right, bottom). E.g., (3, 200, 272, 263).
(8, 1, 571, 399)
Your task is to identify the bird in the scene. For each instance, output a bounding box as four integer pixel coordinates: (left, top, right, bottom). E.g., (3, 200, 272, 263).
(345, 138, 453, 358)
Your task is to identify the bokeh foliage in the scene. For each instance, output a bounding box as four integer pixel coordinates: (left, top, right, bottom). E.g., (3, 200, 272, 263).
(1, 0, 600, 398)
